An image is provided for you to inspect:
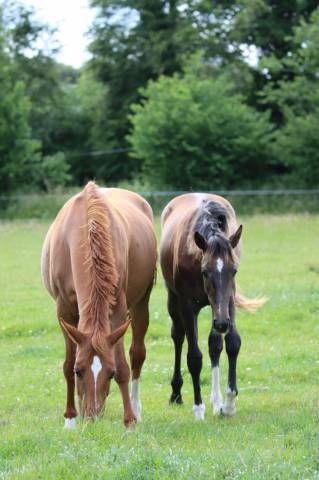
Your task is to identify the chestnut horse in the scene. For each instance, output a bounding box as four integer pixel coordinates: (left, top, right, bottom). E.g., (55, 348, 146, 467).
(41, 182, 157, 428)
(160, 193, 265, 420)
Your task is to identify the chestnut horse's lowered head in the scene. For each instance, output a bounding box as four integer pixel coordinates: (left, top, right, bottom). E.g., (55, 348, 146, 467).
(192, 204, 242, 334)
(61, 318, 130, 419)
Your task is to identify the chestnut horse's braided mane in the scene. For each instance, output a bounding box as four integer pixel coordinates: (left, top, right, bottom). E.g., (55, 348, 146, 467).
(83, 181, 119, 348)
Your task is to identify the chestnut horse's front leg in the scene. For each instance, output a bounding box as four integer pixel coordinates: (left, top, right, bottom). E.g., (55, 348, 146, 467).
(129, 285, 153, 422)
(113, 294, 136, 427)
(114, 341, 136, 427)
(58, 299, 78, 429)
(62, 334, 77, 428)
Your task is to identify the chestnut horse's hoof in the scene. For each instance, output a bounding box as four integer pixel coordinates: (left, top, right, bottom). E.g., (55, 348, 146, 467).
(169, 393, 183, 405)
(64, 418, 76, 429)
(124, 415, 137, 429)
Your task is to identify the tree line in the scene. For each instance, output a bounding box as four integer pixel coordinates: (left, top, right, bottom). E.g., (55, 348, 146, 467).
(1, 0, 319, 193)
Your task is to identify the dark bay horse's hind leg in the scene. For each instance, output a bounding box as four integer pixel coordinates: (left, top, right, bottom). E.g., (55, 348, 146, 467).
(168, 289, 185, 405)
(221, 326, 241, 416)
(208, 330, 223, 414)
(180, 301, 205, 420)
(57, 298, 78, 429)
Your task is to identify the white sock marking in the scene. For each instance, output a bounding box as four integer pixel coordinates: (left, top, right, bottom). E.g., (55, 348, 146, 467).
(131, 378, 142, 421)
(64, 418, 76, 429)
(91, 355, 102, 409)
(211, 366, 223, 415)
(193, 403, 205, 421)
(216, 258, 224, 273)
(221, 386, 237, 416)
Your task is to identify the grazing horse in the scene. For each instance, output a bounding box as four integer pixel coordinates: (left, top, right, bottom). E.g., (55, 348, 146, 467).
(41, 182, 157, 428)
(160, 193, 265, 420)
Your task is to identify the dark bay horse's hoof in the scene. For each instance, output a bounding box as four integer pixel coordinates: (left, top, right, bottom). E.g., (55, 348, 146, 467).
(170, 393, 183, 405)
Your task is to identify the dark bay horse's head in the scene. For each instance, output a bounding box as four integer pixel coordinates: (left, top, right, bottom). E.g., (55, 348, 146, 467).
(61, 319, 130, 419)
(194, 225, 242, 334)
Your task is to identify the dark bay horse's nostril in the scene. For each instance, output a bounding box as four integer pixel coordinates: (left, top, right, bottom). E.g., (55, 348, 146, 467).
(213, 319, 228, 333)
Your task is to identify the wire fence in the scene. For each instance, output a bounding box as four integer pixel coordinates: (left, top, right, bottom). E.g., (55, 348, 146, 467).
(0, 189, 318, 219)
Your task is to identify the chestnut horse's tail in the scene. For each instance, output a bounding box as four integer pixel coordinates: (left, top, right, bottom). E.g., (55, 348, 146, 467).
(83, 181, 119, 344)
(235, 291, 267, 313)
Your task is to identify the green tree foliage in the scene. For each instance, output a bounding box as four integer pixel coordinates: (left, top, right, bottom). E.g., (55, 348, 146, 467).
(1, 1, 97, 188)
(0, 9, 40, 192)
(1, 0, 319, 192)
(0, 80, 41, 192)
(88, 0, 243, 181)
(232, 1, 319, 125)
(129, 65, 272, 189)
(233, 0, 318, 59)
(3, 1, 61, 153)
(269, 11, 319, 185)
(63, 68, 109, 183)
(35, 152, 71, 192)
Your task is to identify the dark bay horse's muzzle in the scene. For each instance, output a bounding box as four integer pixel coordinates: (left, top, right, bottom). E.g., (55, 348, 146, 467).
(213, 318, 229, 334)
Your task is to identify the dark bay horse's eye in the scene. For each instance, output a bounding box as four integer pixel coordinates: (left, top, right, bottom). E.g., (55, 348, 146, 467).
(74, 368, 83, 379)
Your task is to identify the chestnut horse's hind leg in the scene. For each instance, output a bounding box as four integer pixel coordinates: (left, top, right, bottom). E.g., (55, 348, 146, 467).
(208, 330, 223, 414)
(129, 287, 152, 422)
(221, 327, 241, 416)
(167, 289, 185, 405)
(57, 298, 78, 429)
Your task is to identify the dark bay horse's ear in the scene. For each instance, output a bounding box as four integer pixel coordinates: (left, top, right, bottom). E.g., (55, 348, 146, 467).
(60, 318, 87, 345)
(194, 231, 207, 251)
(229, 225, 243, 248)
(107, 320, 131, 347)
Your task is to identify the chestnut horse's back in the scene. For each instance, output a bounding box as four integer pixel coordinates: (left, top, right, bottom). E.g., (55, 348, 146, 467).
(41, 186, 156, 310)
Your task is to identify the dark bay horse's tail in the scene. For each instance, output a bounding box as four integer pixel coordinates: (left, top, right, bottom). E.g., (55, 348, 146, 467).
(83, 181, 119, 345)
(235, 291, 267, 313)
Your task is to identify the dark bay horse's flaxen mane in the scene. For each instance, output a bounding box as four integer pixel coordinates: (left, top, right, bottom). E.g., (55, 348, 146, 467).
(83, 182, 119, 351)
(173, 200, 235, 279)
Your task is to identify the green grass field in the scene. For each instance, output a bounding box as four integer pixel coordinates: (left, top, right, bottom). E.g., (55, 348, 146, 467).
(0, 216, 318, 479)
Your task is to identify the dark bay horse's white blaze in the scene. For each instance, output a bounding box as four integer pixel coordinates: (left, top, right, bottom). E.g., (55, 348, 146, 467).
(41, 182, 157, 428)
(160, 193, 265, 421)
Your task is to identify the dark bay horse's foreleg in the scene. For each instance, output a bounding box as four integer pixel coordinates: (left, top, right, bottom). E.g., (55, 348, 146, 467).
(221, 296, 241, 415)
(181, 301, 205, 420)
(168, 289, 185, 405)
(208, 330, 223, 414)
(129, 285, 152, 421)
(221, 328, 241, 415)
(57, 298, 78, 429)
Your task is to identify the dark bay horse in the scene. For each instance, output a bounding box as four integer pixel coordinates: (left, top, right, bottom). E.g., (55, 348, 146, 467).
(160, 193, 265, 420)
(41, 182, 157, 428)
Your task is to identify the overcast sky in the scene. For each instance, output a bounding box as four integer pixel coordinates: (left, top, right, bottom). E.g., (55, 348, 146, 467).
(20, 0, 95, 68)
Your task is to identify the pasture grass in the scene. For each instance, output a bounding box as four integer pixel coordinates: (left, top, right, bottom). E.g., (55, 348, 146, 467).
(0, 216, 318, 479)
